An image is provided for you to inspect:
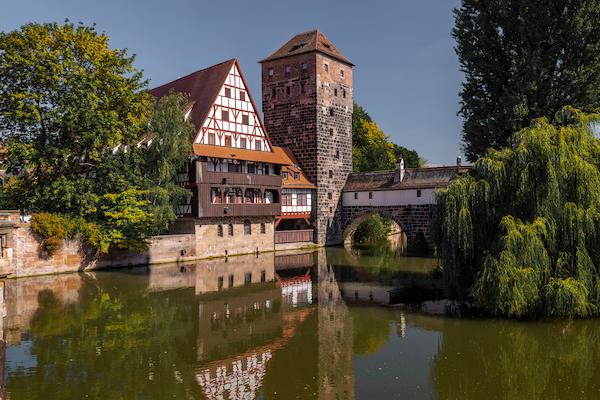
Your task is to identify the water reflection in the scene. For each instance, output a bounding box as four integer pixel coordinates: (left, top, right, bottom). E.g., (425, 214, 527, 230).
(1, 248, 600, 399)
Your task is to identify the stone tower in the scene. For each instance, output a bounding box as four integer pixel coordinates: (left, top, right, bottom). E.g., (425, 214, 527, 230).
(260, 30, 353, 245)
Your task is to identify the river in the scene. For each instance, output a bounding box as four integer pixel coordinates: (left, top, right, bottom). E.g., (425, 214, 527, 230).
(1, 246, 599, 399)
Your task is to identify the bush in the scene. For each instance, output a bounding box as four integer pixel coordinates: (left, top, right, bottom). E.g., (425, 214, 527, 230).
(30, 213, 78, 255)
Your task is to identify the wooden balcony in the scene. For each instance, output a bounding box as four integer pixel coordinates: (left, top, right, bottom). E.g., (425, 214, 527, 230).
(199, 202, 281, 218)
(275, 229, 314, 244)
(196, 163, 282, 188)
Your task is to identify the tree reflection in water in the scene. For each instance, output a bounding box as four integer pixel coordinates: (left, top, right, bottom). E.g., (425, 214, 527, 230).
(2, 248, 600, 399)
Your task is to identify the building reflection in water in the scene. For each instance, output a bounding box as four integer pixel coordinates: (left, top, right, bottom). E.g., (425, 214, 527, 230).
(0, 249, 359, 399)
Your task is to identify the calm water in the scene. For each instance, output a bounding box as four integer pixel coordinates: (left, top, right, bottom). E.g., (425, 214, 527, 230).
(2, 246, 600, 399)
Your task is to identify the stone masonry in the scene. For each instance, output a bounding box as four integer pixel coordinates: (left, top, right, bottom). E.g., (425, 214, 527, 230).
(341, 204, 434, 247)
(261, 32, 353, 245)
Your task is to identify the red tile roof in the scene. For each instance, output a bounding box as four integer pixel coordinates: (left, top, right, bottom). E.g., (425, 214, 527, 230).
(149, 59, 235, 134)
(260, 29, 353, 66)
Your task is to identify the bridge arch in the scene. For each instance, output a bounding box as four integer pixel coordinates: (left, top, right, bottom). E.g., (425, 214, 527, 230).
(342, 210, 407, 248)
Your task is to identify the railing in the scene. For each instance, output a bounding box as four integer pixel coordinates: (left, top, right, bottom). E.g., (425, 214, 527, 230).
(275, 229, 314, 244)
(200, 202, 281, 217)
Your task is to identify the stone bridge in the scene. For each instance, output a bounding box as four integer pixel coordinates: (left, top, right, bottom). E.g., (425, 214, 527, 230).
(341, 204, 433, 248)
(339, 162, 470, 250)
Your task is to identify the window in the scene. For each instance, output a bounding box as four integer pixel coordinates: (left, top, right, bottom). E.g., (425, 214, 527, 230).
(329, 108, 334, 116)
(329, 206, 333, 213)
(354, 192, 358, 200)
(248, 163, 256, 174)
(239, 90, 246, 101)
(297, 193, 307, 206)
(369, 192, 373, 199)
(329, 170, 333, 178)
(242, 114, 249, 125)
(286, 86, 291, 96)
(285, 65, 291, 76)
(301, 83, 306, 94)
(283, 193, 293, 206)
(301, 63, 308, 70)
(224, 87, 231, 98)
(222, 110, 229, 121)
(260, 270, 266, 282)
(217, 276, 224, 291)
(329, 128, 334, 136)
(417, 189, 422, 198)
(240, 138, 247, 149)
(227, 188, 236, 203)
(225, 135, 232, 147)
(271, 87, 276, 98)
(328, 192, 332, 200)
(208, 133, 216, 145)
(211, 188, 222, 203)
(228, 274, 234, 288)
(323, 63, 329, 72)
(244, 272, 252, 285)
(244, 219, 252, 235)
(293, 172, 299, 180)
(268, 68, 274, 78)
(260, 223, 266, 234)
(217, 224, 223, 237)
(340, 69, 344, 77)
(255, 141, 262, 151)
(283, 171, 288, 179)
(334, 88, 338, 97)
(228, 224, 234, 236)
(336, 150, 339, 158)
(343, 89, 346, 99)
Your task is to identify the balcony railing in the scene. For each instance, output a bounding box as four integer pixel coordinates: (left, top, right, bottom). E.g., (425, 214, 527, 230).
(200, 202, 281, 218)
(275, 229, 314, 244)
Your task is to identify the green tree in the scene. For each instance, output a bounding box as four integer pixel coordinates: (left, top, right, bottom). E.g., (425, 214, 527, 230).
(454, 0, 600, 161)
(0, 22, 193, 253)
(0, 21, 151, 200)
(352, 103, 422, 171)
(433, 107, 600, 317)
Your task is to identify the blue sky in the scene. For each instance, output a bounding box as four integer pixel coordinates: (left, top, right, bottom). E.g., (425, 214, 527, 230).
(1, 0, 464, 164)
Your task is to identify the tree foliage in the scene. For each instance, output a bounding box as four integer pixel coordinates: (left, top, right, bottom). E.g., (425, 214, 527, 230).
(0, 22, 193, 253)
(433, 107, 600, 317)
(454, 0, 600, 161)
(352, 103, 422, 172)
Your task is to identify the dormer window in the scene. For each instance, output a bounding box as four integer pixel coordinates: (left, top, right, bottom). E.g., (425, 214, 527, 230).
(224, 87, 231, 98)
(283, 171, 288, 179)
(294, 172, 299, 180)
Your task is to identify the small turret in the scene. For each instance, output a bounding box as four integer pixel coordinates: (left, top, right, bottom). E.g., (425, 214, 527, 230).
(394, 158, 405, 183)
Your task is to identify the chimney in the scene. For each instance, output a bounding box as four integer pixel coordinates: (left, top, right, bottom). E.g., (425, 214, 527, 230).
(456, 156, 462, 166)
(394, 158, 405, 183)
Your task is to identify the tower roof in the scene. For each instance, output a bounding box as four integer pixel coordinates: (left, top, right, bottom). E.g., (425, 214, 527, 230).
(260, 29, 353, 66)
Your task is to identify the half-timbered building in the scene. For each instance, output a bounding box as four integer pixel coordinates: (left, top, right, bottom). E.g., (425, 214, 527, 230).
(150, 59, 292, 256)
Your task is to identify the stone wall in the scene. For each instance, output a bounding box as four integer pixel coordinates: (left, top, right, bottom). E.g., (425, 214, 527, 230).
(262, 51, 353, 246)
(5, 215, 275, 278)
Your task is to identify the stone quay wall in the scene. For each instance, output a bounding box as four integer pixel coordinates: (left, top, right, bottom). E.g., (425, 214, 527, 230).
(0, 212, 281, 278)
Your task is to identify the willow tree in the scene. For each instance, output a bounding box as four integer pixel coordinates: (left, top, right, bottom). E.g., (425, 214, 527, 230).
(433, 106, 600, 317)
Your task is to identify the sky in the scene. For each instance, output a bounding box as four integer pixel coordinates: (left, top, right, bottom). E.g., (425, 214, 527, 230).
(1, 0, 464, 165)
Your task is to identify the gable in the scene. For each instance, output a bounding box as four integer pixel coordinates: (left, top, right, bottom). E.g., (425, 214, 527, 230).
(194, 63, 271, 152)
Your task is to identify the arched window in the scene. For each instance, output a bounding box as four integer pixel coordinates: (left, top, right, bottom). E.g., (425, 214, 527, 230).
(217, 224, 223, 237)
(228, 224, 234, 236)
(244, 219, 252, 235)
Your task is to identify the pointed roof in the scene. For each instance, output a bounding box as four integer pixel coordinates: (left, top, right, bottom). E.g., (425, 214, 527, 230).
(260, 29, 353, 66)
(149, 59, 236, 131)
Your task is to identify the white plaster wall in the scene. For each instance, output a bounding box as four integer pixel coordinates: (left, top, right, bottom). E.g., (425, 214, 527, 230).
(342, 188, 437, 207)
